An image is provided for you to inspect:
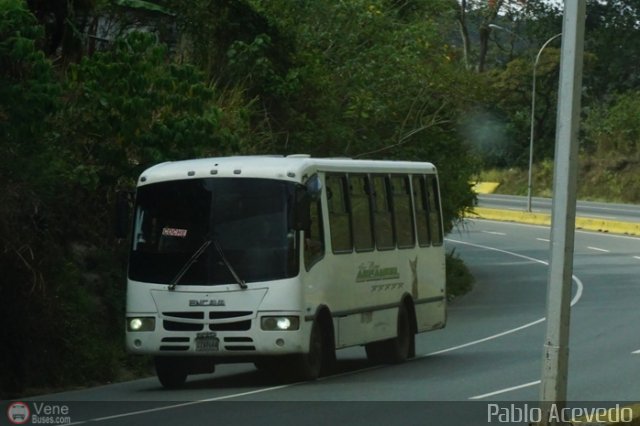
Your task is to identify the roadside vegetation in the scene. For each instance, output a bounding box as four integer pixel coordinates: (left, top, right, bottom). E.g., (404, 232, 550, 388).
(1, 0, 638, 398)
(481, 151, 640, 204)
(446, 251, 474, 301)
(479, 83, 640, 203)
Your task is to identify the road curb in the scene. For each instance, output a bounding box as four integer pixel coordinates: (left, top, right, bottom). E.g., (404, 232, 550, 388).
(469, 207, 640, 237)
(472, 181, 501, 194)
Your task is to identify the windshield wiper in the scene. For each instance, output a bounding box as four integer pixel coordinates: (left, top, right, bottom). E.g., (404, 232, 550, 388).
(168, 240, 212, 291)
(212, 239, 247, 290)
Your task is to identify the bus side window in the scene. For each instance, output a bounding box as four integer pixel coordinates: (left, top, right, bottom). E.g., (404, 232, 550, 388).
(412, 175, 431, 247)
(372, 174, 394, 250)
(426, 175, 443, 246)
(392, 175, 415, 249)
(350, 174, 374, 252)
(326, 174, 353, 253)
(305, 197, 325, 270)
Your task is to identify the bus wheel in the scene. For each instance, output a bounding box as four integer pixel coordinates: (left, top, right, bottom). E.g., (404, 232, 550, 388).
(155, 356, 188, 389)
(390, 303, 412, 363)
(366, 304, 412, 364)
(254, 358, 282, 376)
(365, 341, 385, 364)
(293, 320, 324, 380)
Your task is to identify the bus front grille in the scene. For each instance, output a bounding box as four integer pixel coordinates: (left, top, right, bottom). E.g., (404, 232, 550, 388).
(223, 336, 255, 351)
(224, 345, 256, 351)
(209, 320, 251, 331)
(208, 311, 252, 331)
(163, 320, 204, 331)
(209, 311, 252, 319)
(159, 336, 190, 351)
(161, 311, 253, 332)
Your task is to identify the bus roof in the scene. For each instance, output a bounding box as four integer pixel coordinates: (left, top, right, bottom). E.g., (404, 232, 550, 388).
(137, 155, 437, 187)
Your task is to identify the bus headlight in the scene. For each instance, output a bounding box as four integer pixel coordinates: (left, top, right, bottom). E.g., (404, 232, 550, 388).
(127, 317, 155, 332)
(261, 316, 300, 331)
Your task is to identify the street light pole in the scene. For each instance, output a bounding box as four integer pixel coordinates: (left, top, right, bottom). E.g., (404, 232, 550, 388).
(539, 0, 585, 421)
(528, 33, 562, 212)
(487, 24, 561, 212)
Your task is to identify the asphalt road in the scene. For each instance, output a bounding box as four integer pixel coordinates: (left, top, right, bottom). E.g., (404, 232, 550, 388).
(478, 194, 640, 223)
(16, 220, 640, 426)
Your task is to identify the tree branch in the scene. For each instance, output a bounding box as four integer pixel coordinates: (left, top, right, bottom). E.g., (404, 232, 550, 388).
(354, 102, 450, 158)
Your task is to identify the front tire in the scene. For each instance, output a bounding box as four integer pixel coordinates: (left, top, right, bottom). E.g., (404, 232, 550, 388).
(254, 358, 284, 377)
(155, 356, 188, 389)
(292, 320, 324, 380)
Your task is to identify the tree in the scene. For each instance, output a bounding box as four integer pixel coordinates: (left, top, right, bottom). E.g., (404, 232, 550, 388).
(1, 10, 255, 394)
(583, 0, 640, 98)
(55, 31, 247, 192)
(456, 0, 528, 72)
(1, 0, 61, 395)
(253, 0, 480, 225)
(0, 0, 58, 165)
(1, 0, 485, 396)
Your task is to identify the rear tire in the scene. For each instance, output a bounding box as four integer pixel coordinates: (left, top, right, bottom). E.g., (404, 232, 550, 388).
(365, 340, 385, 364)
(390, 303, 412, 363)
(155, 356, 188, 389)
(365, 304, 413, 364)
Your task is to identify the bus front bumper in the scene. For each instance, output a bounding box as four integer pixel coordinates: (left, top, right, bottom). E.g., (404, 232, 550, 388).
(125, 313, 310, 357)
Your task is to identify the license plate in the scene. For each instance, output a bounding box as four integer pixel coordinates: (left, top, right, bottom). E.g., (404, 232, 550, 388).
(195, 332, 219, 352)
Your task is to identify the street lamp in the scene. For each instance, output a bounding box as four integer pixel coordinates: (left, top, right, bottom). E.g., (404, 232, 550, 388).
(528, 32, 562, 212)
(488, 25, 561, 212)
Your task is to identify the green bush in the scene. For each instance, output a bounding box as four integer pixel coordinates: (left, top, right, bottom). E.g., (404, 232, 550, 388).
(446, 249, 474, 300)
(584, 90, 640, 158)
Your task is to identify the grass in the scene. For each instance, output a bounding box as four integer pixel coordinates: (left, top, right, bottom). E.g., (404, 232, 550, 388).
(479, 155, 640, 204)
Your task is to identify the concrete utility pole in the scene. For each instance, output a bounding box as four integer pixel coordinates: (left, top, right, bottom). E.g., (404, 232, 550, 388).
(538, 1, 586, 425)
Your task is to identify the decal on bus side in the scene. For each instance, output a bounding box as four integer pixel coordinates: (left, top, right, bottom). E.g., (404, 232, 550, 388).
(355, 262, 400, 282)
(371, 282, 404, 292)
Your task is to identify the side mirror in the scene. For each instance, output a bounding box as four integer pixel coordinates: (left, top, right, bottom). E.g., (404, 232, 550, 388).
(293, 175, 322, 231)
(305, 174, 322, 200)
(115, 190, 132, 239)
(293, 186, 311, 231)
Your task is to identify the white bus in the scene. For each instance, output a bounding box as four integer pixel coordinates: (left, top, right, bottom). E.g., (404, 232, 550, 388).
(123, 155, 446, 388)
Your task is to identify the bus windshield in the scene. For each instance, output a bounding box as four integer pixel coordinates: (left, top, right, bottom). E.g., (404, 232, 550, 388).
(129, 178, 300, 285)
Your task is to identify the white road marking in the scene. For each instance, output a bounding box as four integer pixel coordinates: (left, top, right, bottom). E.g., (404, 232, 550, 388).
(469, 380, 541, 400)
(445, 239, 584, 401)
(67, 236, 585, 424)
(462, 220, 639, 396)
(424, 317, 545, 357)
(67, 383, 299, 425)
(587, 246, 610, 253)
(482, 231, 507, 236)
(439, 240, 585, 360)
(445, 239, 584, 309)
(536, 238, 550, 242)
(467, 218, 640, 241)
